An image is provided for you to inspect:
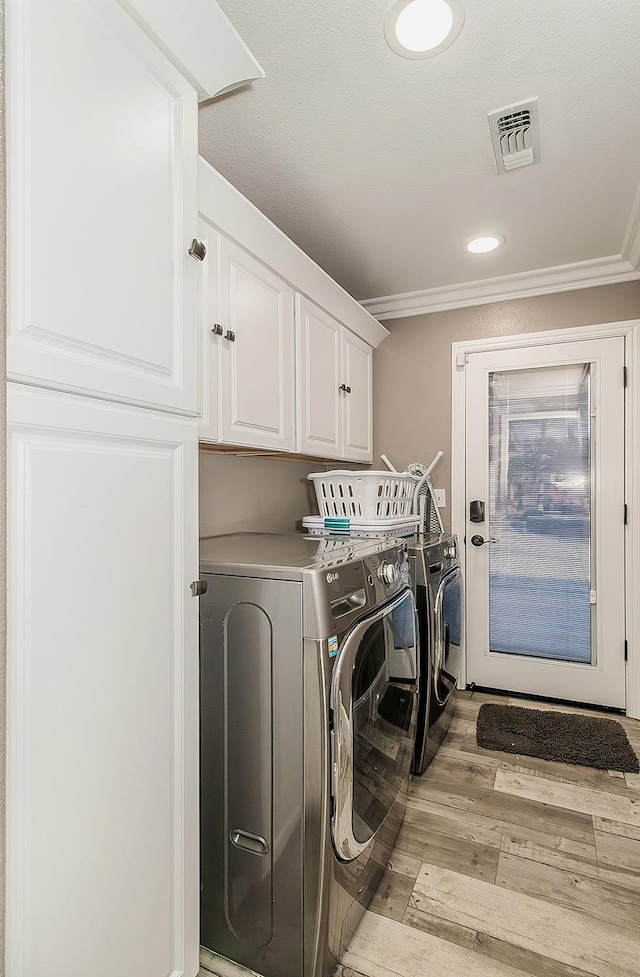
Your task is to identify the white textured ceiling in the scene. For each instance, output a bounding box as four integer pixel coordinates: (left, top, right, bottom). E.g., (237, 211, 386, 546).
(199, 0, 640, 302)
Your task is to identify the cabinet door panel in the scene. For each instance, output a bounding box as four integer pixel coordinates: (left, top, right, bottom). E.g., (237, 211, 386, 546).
(197, 217, 220, 442)
(6, 385, 199, 977)
(7, 0, 198, 413)
(220, 238, 295, 450)
(296, 295, 341, 457)
(343, 330, 373, 462)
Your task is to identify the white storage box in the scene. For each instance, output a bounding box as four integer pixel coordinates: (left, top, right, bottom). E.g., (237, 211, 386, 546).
(302, 515, 419, 538)
(308, 470, 419, 520)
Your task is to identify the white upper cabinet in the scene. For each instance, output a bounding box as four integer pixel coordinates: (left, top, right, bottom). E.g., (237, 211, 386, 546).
(296, 296, 373, 462)
(342, 328, 373, 462)
(6, 0, 199, 414)
(197, 158, 386, 458)
(296, 295, 342, 458)
(219, 237, 295, 451)
(6, 384, 200, 977)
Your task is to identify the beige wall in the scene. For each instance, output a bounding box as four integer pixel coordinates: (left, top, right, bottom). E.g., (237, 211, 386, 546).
(373, 282, 640, 531)
(199, 453, 320, 537)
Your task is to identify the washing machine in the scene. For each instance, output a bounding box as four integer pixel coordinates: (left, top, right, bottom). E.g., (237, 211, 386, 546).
(410, 534, 463, 774)
(199, 533, 418, 977)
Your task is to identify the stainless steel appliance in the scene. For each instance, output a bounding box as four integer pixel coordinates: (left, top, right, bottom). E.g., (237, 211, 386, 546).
(410, 534, 463, 774)
(199, 533, 418, 977)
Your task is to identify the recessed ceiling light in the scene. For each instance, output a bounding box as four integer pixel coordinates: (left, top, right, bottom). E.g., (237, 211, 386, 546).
(384, 0, 465, 60)
(465, 234, 505, 254)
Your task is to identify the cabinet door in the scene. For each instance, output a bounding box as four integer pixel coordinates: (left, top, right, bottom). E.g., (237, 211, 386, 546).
(219, 237, 295, 451)
(6, 0, 199, 414)
(342, 330, 373, 462)
(197, 217, 221, 443)
(296, 295, 341, 458)
(6, 385, 199, 977)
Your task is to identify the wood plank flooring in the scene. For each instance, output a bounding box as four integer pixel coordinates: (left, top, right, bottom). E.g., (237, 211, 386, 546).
(338, 691, 640, 977)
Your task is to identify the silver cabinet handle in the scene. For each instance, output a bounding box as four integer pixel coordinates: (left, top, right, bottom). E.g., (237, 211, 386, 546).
(230, 829, 269, 855)
(225, 330, 236, 342)
(188, 239, 206, 261)
(211, 323, 223, 336)
(190, 579, 208, 596)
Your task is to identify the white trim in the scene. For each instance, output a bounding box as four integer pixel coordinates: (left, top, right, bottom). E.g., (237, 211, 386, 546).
(625, 325, 640, 719)
(362, 255, 640, 321)
(622, 180, 640, 271)
(198, 157, 389, 349)
(451, 320, 640, 718)
(116, 0, 264, 101)
(451, 344, 468, 690)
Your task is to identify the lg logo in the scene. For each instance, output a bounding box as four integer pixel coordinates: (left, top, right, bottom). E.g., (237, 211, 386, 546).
(326, 572, 340, 584)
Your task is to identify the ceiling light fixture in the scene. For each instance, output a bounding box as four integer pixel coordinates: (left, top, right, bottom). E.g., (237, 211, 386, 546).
(465, 235, 505, 254)
(384, 0, 465, 60)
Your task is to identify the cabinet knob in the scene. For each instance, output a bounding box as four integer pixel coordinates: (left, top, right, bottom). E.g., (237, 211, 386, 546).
(188, 239, 206, 261)
(225, 330, 236, 342)
(190, 579, 208, 597)
(211, 323, 224, 336)
(339, 383, 351, 393)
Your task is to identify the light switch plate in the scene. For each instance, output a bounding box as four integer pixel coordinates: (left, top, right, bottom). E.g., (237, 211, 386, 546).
(434, 488, 446, 508)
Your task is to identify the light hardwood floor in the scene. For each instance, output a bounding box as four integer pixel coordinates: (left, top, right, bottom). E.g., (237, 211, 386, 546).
(199, 691, 640, 977)
(337, 691, 640, 977)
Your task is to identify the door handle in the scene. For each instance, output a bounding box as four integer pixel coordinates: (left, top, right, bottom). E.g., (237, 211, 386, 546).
(470, 535, 499, 547)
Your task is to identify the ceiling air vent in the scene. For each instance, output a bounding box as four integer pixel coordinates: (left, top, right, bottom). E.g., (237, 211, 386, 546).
(487, 98, 541, 175)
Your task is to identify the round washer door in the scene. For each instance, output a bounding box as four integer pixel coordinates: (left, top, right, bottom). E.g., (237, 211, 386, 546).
(330, 589, 417, 862)
(433, 566, 463, 705)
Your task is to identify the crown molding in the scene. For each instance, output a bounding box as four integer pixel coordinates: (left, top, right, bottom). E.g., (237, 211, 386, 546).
(361, 253, 640, 321)
(622, 181, 640, 270)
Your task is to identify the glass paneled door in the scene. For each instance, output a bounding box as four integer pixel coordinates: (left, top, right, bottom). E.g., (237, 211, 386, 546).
(465, 338, 626, 708)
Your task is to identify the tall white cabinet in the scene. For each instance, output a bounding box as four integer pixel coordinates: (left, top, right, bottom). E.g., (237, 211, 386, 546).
(7, 386, 199, 977)
(5, 2, 262, 975)
(7, 0, 200, 414)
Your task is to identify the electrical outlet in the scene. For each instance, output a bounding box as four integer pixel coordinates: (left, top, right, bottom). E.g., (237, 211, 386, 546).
(434, 488, 446, 508)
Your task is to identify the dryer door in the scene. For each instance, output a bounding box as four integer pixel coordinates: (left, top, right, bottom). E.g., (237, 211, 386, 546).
(433, 567, 463, 705)
(330, 588, 417, 862)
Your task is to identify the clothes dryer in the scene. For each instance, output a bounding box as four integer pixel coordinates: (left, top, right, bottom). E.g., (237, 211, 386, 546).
(199, 533, 418, 977)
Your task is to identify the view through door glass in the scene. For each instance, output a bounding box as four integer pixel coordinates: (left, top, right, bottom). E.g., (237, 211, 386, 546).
(488, 364, 593, 664)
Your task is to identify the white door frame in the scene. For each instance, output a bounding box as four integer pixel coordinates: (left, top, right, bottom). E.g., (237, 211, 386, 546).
(451, 320, 640, 719)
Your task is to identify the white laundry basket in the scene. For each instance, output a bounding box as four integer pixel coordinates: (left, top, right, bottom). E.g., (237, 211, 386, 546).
(308, 470, 419, 520)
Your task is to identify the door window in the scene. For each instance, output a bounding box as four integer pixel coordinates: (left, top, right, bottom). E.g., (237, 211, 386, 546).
(488, 365, 593, 663)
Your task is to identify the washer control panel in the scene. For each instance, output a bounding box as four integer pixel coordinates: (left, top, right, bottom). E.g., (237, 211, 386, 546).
(443, 537, 458, 561)
(364, 542, 410, 603)
(377, 560, 400, 586)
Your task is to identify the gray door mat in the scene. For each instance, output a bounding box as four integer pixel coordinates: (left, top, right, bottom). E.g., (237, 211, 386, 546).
(476, 703, 640, 773)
